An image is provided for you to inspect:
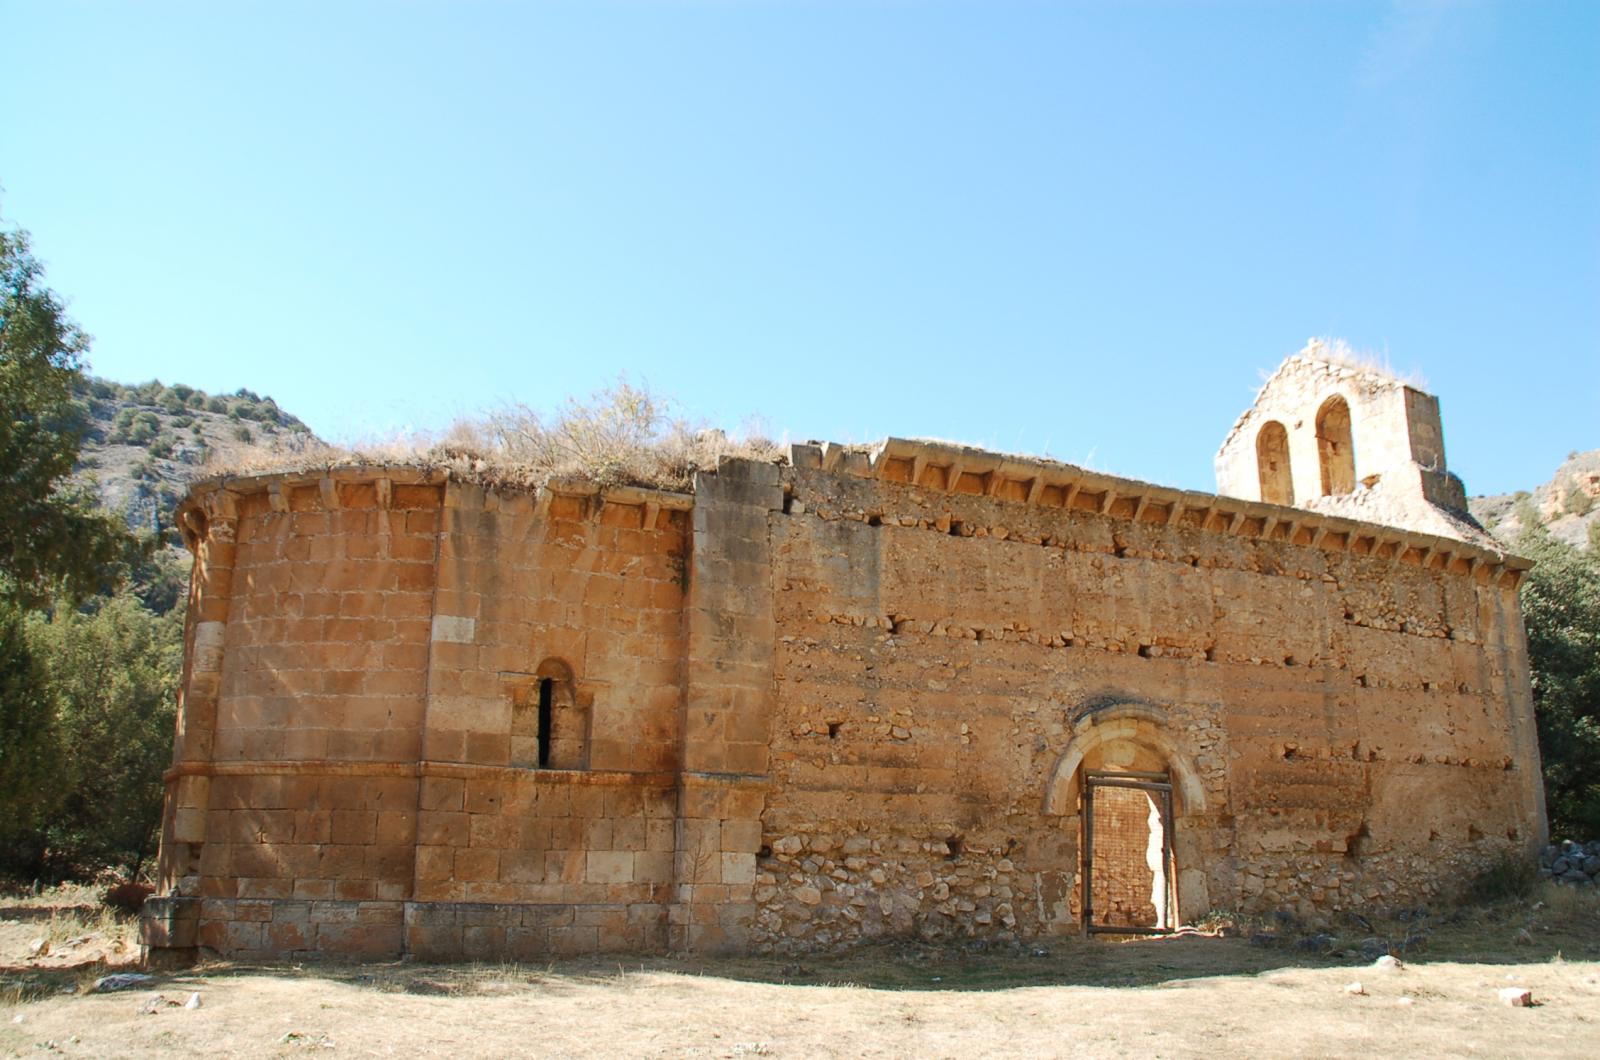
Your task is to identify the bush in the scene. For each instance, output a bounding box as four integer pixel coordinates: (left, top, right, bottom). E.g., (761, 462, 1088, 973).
(1460, 849, 1537, 904)
(1566, 488, 1595, 517)
(233, 424, 253, 443)
(147, 432, 175, 458)
(1514, 495, 1543, 530)
(201, 380, 780, 491)
(158, 390, 184, 414)
(204, 395, 227, 413)
(109, 407, 136, 443)
(255, 397, 282, 424)
(471, 381, 784, 490)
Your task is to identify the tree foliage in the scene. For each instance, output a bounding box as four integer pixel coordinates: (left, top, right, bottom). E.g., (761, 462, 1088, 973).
(0, 593, 180, 880)
(0, 224, 135, 606)
(0, 216, 179, 881)
(0, 602, 60, 876)
(1517, 526, 1600, 837)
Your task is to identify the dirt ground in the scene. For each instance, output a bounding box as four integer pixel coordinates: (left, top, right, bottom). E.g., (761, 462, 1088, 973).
(1, 886, 1596, 1058)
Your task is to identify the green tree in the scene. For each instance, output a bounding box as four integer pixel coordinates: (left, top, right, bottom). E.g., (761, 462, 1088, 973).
(128, 544, 191, 616)
(0, 602, 63, 878)
(1517, 526, 1600, 836)
(28, 594, 181, 876)
(0, 224, 135, 606)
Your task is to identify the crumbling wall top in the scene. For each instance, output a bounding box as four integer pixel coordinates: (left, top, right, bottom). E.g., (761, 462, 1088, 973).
(787, 435, 1528, 584)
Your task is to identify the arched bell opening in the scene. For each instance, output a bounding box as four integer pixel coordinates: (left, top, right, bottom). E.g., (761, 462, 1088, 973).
(1255, 420, 1294, 506)
(1315, 395, 1357, 497)
(1043, 707, 1209, 934)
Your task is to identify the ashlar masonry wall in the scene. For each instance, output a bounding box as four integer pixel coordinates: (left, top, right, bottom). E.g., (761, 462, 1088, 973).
(156, 476, 442, 957)
(147, 470, 704, 960)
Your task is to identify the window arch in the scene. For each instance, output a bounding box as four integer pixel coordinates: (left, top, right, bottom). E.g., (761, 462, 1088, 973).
(511, 658, 589, 770)
(1255, 420, 1294, 505)
(1315, 396, 1356, 496)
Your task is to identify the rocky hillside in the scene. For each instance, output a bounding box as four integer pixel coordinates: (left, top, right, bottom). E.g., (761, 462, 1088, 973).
(1471, 449, 1600, 552)
(73, 378, 318, 535)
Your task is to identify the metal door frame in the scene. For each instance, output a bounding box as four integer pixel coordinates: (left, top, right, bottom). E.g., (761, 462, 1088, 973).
(1081, 769, 1176, 935)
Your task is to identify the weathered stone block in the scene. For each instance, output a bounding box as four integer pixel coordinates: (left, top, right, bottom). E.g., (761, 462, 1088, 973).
(586, 851, 633, 884)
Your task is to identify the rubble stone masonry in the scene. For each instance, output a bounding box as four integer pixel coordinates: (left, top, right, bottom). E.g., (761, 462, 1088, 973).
(144, 361, 1545, 962)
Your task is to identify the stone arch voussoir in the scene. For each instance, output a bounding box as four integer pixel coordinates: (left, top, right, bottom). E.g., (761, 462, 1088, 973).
(1043, 699, 1206, 816)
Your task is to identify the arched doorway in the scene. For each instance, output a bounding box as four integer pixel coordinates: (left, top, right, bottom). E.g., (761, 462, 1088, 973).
(1043, 703, 1208, 934)
(1315, 396, 1356, 496)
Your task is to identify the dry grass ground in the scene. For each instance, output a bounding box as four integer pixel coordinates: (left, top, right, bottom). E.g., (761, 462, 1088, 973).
(1, 885, 1596, 1058)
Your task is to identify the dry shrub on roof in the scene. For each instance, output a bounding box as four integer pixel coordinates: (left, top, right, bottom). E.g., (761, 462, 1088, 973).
(201, 381, 785, 492)
(1302, 338, 1428, 389)
(475, 382, 786, 489)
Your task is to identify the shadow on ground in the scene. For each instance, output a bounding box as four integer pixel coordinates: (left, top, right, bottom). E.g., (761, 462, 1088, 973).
(4, 889, 1595, 1005)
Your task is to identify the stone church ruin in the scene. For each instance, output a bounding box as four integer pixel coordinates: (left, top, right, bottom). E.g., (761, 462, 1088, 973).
(143, 344, 1547, 961)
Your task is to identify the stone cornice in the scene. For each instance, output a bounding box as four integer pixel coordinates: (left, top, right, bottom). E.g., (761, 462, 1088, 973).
(176, 465, 693, 549)
(788, 437, 1532, 587)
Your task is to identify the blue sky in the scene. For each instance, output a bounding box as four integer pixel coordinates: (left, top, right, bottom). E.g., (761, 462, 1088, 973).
(2, 1, 1595, 495)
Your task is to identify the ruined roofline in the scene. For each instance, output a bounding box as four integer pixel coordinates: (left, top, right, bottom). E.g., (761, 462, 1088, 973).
(174, 439, 1530, 585)
(181, 462, 697, 504)
(182, 460, 699, 504)
(791, 437, 1531, 584)
(1217, 342, 1422, 454)
(174, 464, 693, 549)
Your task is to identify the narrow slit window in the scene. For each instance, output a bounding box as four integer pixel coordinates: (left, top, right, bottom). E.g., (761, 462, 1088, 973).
(510, 658, 588, 770)
(537, 677, 554, 767)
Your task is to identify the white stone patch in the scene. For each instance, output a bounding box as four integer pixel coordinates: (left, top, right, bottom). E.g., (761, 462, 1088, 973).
(192, 622, 227, 673)
(431, 615, 476, 644)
